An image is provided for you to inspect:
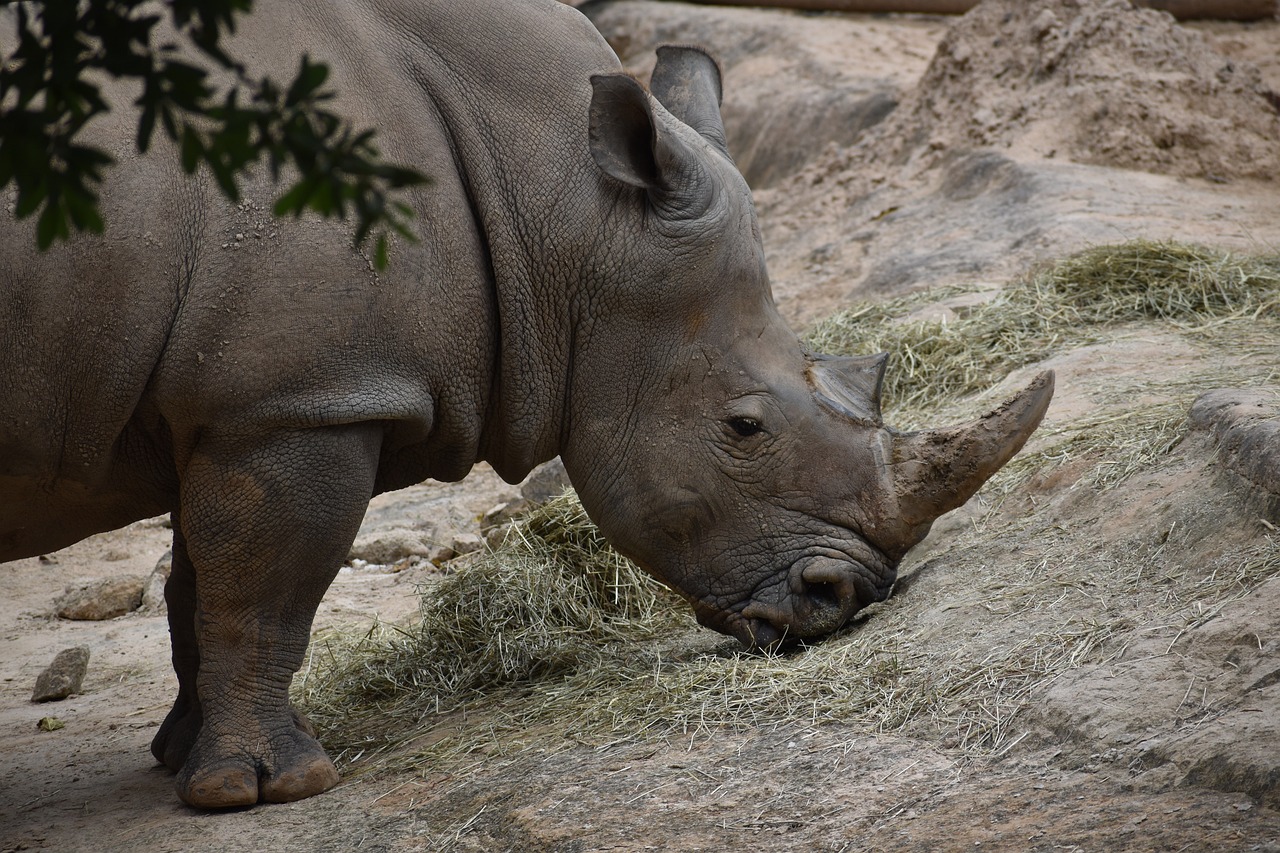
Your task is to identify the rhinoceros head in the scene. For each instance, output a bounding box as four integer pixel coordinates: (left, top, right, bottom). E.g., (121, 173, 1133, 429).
(562, 46, 1052, 649)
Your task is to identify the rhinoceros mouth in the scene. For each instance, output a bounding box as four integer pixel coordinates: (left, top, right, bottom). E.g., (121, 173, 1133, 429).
(701, 550, 894, 650)
(697, 608, 791, 650)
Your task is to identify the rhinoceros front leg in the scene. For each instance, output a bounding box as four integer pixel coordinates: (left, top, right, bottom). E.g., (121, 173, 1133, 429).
(167, 424, 382, 808)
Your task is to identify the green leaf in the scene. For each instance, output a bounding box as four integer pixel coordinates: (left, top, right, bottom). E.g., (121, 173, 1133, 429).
(136, 102, 158, 153)
(272, 179, 314, 218)
(2, 0, 430, 259)
(66, 192, 105, 233)
(286, 55, 329, 107)
(13, 179, 47, 219)
(208, 159, 239, 202)
(35, 200, 69, 250)
(180, 125, 204, 172)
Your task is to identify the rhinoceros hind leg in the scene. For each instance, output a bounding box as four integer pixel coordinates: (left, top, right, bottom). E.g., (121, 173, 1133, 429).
(152, 520, 201, 771)
(152, 701, 201, 772)
(149, 522, 320, 772)
(155, 699, 319, 777)
(169, 424, 381, 808)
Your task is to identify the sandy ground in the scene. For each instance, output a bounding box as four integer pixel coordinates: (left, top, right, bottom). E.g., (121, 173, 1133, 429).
(4, 2, 1280, 850)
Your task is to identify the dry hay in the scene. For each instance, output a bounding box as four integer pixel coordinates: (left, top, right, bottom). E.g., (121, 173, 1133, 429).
(806, 240, 1280, 420)
(297, 494, 695, 764)
(298, 240, 1280, 777)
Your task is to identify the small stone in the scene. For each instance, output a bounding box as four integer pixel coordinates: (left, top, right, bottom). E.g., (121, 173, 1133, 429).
(425, 542, 455, 566)
(37, 717, 66, 732)
(32, 646, 90, 702)
(141, 550, 173, 612)
(484, 526, 510, 548)
(1031, 9, 1059, 39)
(55, 577, 145, 620)
(481, 499, 529, 532)
(450, 532, 484, 556)
(348, 529, 434, 565)
(520, 457, 572, 504)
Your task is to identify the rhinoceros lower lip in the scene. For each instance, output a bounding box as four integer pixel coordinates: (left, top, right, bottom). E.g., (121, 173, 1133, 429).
(731, 613, 788, 650)
(693, 603, 783, 649)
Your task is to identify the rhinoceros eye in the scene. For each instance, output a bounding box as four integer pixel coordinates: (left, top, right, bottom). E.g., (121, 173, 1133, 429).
(726, 417, 763, 438)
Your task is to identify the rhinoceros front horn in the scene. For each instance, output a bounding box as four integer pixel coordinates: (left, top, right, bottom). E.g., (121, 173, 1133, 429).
(887, 370, 1055, 556)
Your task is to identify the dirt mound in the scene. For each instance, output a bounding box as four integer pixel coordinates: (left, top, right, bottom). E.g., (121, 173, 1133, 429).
(889, 0, 1280, 180)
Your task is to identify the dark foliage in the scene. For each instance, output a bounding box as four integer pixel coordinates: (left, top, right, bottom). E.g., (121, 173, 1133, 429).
(0, 0, 427, 268)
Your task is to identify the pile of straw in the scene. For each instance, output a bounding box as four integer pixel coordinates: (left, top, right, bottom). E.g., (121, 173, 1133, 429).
(805, 240, 1280, 425)
(297, 494, 695, 765)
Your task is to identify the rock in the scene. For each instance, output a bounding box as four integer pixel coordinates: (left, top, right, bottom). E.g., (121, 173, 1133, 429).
(425, 541, 456, 566)
(520, 457, 572, 504)
(485, 525, 511, 549)
(481, 499, 530, 532)
(32, 646, 90, 702)
(141, 550, 173, 612)
(54, 577, 145, 620)
(586, 2, 908, 190)
(348, 528, 436, 565)
(1188, 388, 1280, 498)
(450, 532, 485, 557)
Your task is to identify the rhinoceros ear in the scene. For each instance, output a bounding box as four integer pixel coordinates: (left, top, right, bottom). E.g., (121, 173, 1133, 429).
(809, 353, 889, 425)
(589, 73, 713, 215)
(650, 45, 730, 158)
(589, 74, 662, 189)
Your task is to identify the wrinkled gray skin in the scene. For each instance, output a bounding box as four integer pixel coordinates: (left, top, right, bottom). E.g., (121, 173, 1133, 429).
(0, 0, 1052, 809)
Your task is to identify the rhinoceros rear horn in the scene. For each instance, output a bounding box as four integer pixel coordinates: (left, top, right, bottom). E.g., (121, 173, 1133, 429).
(892, 370, 1055, 539)
(650, 45, 730, 158)
(809, 352, 889, 425)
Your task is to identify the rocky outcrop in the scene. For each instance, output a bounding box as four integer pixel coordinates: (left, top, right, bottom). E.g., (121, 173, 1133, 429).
(1190, 388, 1280, 500)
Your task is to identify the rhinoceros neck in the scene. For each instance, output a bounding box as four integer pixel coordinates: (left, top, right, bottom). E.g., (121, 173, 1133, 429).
(384, 0, 624, 483)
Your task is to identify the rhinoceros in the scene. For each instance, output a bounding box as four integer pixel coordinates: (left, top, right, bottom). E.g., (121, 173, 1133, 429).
(0, 0, 1052, 808)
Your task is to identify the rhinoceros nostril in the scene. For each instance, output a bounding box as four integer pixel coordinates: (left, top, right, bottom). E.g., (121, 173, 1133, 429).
(804, 579, 841, 610)
(800, 560, 858, 605)
(738, 601, 793, 649)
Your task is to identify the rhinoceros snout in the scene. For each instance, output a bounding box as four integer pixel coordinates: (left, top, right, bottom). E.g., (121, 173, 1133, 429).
(734, 557, 877, 650)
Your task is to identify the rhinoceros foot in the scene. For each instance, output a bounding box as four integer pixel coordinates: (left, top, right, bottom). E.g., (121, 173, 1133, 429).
(175, 723, 339, 808)
(153, 700, 319, 773)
